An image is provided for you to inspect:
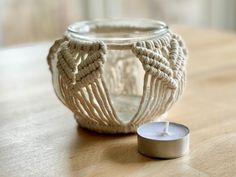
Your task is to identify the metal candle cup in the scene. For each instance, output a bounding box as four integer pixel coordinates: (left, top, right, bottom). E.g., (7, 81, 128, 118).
(137, 121, 190, 159)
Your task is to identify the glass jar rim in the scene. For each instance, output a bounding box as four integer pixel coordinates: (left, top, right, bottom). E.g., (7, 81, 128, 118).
(66, 19, 169, 48)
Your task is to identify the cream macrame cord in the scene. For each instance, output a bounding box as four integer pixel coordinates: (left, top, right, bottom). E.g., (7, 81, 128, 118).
(47, 30, 187, 133)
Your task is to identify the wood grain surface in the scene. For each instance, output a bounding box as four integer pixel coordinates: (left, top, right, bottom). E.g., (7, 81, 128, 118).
(0, 26, 236, 177)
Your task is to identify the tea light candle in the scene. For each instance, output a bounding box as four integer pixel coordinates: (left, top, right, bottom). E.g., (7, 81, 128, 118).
(137, 121, 189, 158)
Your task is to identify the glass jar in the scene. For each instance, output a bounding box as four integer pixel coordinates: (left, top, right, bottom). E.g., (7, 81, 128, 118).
(47, 19, 187, 133)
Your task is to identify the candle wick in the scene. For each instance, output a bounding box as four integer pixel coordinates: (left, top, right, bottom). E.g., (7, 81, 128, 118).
(163, 121, 169, 135)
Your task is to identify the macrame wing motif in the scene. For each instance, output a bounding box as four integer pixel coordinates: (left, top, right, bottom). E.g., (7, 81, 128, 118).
(130, 33, 187, 124)
(56, 40, 122, 127)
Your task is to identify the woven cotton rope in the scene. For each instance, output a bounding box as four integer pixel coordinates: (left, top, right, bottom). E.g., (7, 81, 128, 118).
(47, 30, 187, 133)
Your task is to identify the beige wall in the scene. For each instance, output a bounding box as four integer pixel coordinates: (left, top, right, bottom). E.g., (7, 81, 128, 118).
(0, 0, 235, 46)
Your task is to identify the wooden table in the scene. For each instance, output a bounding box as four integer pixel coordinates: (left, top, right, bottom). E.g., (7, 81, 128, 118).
(1, 26, 236, 177)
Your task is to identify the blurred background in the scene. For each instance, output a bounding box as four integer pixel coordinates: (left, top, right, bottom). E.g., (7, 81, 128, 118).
(0, 0, 235, 47)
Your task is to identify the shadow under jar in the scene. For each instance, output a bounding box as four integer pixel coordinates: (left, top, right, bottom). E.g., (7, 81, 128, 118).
(47, 19, 188, 133)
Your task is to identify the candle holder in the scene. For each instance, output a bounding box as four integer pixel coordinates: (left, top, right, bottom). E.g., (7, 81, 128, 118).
(47, 19, 188, 133)
(137, 121, 190, 158)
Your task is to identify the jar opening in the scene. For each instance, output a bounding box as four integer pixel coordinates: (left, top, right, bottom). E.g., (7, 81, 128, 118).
(67, 19, 168, 47)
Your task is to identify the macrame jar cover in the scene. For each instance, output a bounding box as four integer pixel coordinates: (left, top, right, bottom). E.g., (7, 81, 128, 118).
(47, 19, 188, 133)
